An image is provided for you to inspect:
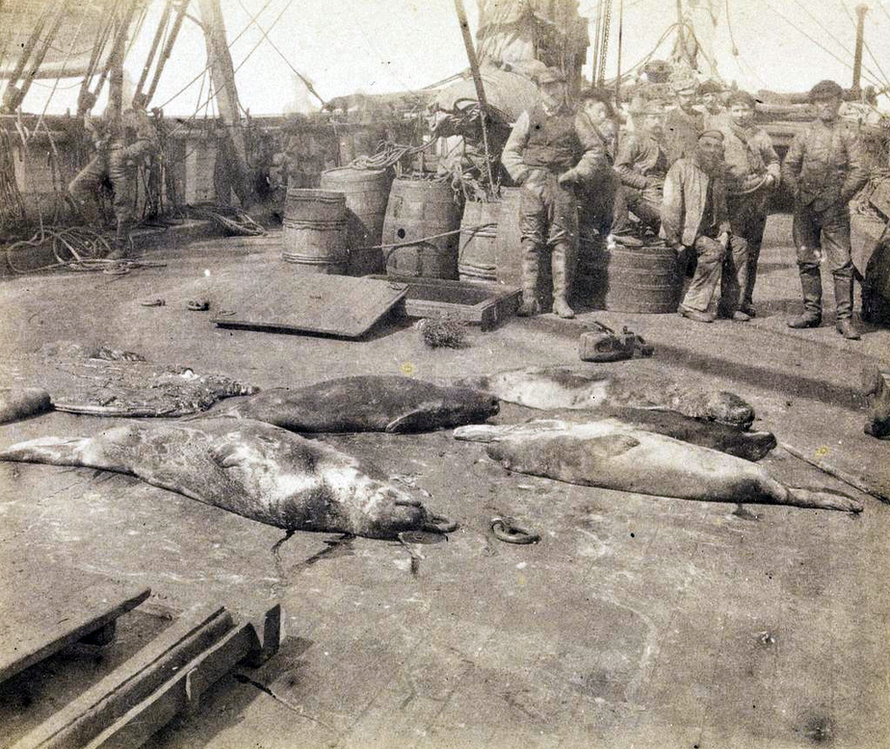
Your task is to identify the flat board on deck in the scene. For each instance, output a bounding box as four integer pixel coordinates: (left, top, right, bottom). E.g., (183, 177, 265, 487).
(371, 275, 520, 330)
(0, 563, 150, 685)
(212, 274, 408, 338)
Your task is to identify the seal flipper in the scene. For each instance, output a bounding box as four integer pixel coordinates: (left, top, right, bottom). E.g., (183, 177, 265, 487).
(385, 409, 438, 434)
(0, 435, 130, 473)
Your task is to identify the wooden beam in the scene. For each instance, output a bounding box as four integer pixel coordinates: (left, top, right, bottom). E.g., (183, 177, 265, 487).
(851, 4, 869, 98)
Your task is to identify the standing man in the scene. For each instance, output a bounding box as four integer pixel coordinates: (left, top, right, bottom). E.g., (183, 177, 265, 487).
(781, 79, 868, 339)
(664, 79, 705, 164)
(720, 90, 780, 318)
(574, 88, 618, 239)
(663, 130, 748, 323)
(501, 67, 599, 319)
(68, 103, 158, 260)
(612, 99, 670, 235)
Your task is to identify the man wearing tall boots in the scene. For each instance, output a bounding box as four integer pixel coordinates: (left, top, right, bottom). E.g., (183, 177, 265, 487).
(663, 130, 748, 323)
(502, 67, 599, 318)
(68, 103, 158, 260)
(719, 90, 780, 319)
(781, 79, 868, 339)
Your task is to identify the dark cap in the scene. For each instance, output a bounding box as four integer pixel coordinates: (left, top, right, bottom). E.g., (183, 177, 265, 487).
(726, 90, 757, 109)
(537, 67, 567, 85)
(809, 79, 843, 100)
(698, 79, 724, 95)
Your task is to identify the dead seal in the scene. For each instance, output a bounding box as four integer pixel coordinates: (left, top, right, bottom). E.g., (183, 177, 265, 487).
(223, 375, 500, 433)
(565, 406, 776, 461)
(0, 388, 52, 425)
(0, 418, 456, 539)
(454, 420, 861, 513)
(455, 366, 755, 429)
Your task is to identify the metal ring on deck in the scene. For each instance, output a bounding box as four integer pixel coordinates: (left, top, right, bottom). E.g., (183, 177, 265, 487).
(490, 516, 540, 545)
(423, 513, 459, 534)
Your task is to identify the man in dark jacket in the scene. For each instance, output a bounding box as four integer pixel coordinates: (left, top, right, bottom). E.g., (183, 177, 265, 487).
(664, 79, 705, 164)
(502, 67, 600, 318)
(663, 129, 748, 323)
(781, 79, 868, 339)
(720, 90, 781, 318)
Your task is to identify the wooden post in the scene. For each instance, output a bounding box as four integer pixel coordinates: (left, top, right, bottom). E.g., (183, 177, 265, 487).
(453, 0, 496, 193)
(851, 4, 869, 98)
(615, 0, 624, 112)
(197, 0, 252, 206)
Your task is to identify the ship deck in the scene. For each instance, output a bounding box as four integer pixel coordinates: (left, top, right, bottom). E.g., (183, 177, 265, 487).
(1, 214, 889, 749)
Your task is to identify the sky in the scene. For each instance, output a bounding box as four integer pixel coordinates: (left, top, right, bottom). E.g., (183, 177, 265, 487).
(9, 0, 890, 117)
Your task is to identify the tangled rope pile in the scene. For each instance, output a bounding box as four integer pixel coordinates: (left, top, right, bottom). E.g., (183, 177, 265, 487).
(2, 226, 161, 275)
(348, 139, 439, 174)
(186, 204, 266, 236)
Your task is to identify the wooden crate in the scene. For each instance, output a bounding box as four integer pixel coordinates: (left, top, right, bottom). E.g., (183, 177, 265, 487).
(371, 274, 520, 331)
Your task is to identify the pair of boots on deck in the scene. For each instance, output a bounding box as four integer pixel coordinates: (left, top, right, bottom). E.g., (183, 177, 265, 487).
(517, 239, 575, 319)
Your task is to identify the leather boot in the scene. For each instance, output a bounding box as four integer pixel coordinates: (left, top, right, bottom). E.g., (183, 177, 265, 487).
(551, 241, 575, 319)
(787, 265, 822, 328)
(517, 238, 541, 317)
(833, 274, 860, 339)
(106, 219, 132, 261)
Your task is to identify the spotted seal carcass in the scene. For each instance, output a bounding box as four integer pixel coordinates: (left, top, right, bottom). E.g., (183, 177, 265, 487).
(0, 418, 455, 539)
(454, 420, 861, 513)
(455, 366, 755, 429)
(222, 375, 499, 433)
(0, 388, 52, 425)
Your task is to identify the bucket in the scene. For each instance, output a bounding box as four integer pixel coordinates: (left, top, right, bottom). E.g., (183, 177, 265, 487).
(458, 200, 501, 283)
(589, 241, 682, 313)
(281, 188, 348, 274)
(383, 178, 461, 279)
(320, 167, 392, 275)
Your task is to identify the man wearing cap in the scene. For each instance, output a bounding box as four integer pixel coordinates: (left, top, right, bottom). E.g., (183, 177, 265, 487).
(720, 90, 780, 318)
(781, 79, 868, 339)
(502, 67, 600, 318)
(664, 80, 705, 164)
(612, 98, 670, 235)
(697, 79, 727, 128)
(663, 129, 748, 323)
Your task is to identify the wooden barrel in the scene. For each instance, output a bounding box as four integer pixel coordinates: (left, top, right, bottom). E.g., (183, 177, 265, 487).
(458, 200, 501, 283)
(320, 167, 392, 276)
(383, 179, 461, 279)
(281, 188, 348, 274)
(574, 224, 607, 308)
(493, 186, 552, 306)
(494, 187, 522, 287)
(589, 241, 682, 313)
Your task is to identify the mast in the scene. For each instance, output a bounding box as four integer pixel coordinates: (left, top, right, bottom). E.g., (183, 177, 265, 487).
(851, 4, 868, 99)
(197, 0, 251, 206)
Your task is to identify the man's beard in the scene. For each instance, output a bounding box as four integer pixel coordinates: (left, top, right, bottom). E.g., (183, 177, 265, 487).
(696, 149, 724, 176)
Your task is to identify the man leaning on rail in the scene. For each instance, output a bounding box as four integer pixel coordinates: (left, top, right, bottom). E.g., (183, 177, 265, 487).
(781, 79, 868, 340)
(67, 103, 159, 261)
(501, 67, 602, 319)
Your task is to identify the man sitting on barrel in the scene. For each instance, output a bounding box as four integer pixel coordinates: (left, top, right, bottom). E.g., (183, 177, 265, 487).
(501, 67, 600, 319)
(663, 129, 748, 323)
